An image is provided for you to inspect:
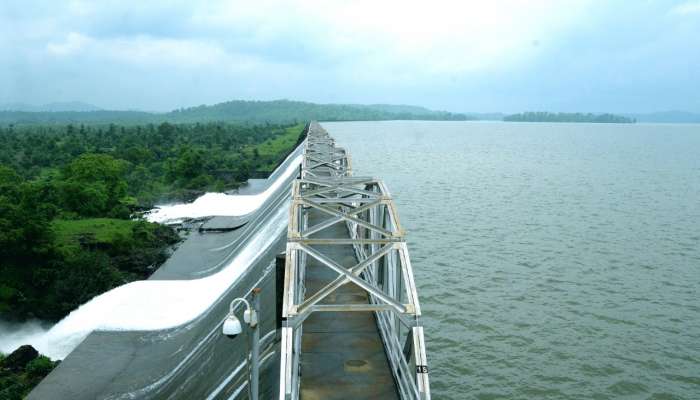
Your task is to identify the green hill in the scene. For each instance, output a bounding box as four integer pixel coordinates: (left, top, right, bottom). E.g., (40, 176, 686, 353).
(0, 99, 472, 125)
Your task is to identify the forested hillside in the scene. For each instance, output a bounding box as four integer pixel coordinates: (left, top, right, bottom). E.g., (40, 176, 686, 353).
(168, 100, 471, 123)
(0, 99, 471, 125)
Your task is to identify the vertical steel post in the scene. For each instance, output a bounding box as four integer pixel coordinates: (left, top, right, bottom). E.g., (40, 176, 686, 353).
(276, 254, 286, 331)
(251, 289, 261, 400)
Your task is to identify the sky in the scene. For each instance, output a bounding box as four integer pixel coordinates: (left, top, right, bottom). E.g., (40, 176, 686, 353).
(1, 0, 699, 113)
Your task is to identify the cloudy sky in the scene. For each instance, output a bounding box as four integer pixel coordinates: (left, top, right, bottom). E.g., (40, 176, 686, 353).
(1, 0, 698, 113)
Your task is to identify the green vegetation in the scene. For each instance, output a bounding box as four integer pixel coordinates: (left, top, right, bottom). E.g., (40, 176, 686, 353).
(0, 164, 179, 321)
(0, 121, 306, 322)
(53, 218, 157, 251)
(503, 112, 635, 123)
(0, 122, 306, 206)
(246, 124, 306, 173)
(0, 345, 58, 400)
(0, 99, 472, 125)
(52, 218, 178, 276)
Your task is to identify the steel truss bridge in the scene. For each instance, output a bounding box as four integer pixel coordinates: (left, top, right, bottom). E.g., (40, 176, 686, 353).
(279, 122, 430, 399)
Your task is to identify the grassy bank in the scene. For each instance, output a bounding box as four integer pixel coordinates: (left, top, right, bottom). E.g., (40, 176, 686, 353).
(247, 123, 306, 173)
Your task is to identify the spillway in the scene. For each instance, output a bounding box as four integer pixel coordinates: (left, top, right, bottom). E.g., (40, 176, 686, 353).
(36, 202, 288, 359)
(26, 128, 307, 399)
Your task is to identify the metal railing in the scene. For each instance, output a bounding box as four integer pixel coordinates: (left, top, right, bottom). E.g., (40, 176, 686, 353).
(279, 122, 430, 399)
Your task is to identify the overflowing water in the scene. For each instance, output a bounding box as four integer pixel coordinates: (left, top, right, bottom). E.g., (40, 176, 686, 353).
(325, 121, 700, 400)
(0, 202, 288, 360)
(0, 321, 51, 357)
(145, 154, 302, 223)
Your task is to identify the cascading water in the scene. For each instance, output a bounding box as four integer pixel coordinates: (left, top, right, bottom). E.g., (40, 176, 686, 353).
(0, 321, 50, 357)
(5, 201, 289, 360)
(146, 155, 302, 223)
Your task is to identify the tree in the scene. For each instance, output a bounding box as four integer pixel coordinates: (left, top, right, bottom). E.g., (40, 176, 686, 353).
(0, 166, 55, 263)
(157, 122, 176, 138)
(60, 154, 129, 217)
(46, 251, 121, 319)
(172, 146, 204, 181)
(0, 166, 57, 320)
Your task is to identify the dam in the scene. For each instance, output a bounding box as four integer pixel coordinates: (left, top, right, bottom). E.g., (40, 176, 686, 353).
(27, 122, 430, 399)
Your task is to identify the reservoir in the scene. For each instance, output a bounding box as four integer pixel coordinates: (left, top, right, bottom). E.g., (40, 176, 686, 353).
(325, 121, 700, 400)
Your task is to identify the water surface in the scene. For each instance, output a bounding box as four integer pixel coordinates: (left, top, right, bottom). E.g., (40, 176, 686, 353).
(324, 121, 700, 400)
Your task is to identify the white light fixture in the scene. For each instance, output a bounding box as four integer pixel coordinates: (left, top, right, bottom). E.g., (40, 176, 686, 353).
(222, 315, 243, 338)
(222, 293, 262, 400)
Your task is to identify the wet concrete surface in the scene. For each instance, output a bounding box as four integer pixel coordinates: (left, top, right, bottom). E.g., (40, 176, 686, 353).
(199, 215, 249, 232)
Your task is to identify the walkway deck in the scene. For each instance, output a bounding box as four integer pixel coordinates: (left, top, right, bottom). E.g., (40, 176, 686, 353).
(300, 207, 399, 399)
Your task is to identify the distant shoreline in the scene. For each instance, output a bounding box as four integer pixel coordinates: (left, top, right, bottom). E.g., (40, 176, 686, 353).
(503, 112, 635, 124)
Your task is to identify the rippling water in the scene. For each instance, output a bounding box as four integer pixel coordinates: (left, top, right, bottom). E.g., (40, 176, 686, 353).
(324, 121, 700, 400)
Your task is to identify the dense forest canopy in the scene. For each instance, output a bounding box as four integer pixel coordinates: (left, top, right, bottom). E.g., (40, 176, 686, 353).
(503, 112, 635, 123)
(0, 99, 472, 125)
(0, 122, 304, 205)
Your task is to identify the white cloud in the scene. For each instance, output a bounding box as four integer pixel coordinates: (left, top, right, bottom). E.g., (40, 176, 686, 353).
(33, 0, 596, 89)
(13, 1, 596, 79)
(102, 36, 232, 68)
(189, 0, 593, 78)
(670, 0, 700, 15)
(46, 32, 264, 70)
(1, 0, 698, 112)
(47, 32, 92, 55)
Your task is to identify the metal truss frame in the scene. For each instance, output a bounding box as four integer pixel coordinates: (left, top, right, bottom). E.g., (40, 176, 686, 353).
(279, 122, 430, 400)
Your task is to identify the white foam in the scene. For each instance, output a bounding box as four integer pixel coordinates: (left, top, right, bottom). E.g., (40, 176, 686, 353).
(0, 320, 50, 355)
(12, 202, 289, 360)
(146, 155, 302, 223)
